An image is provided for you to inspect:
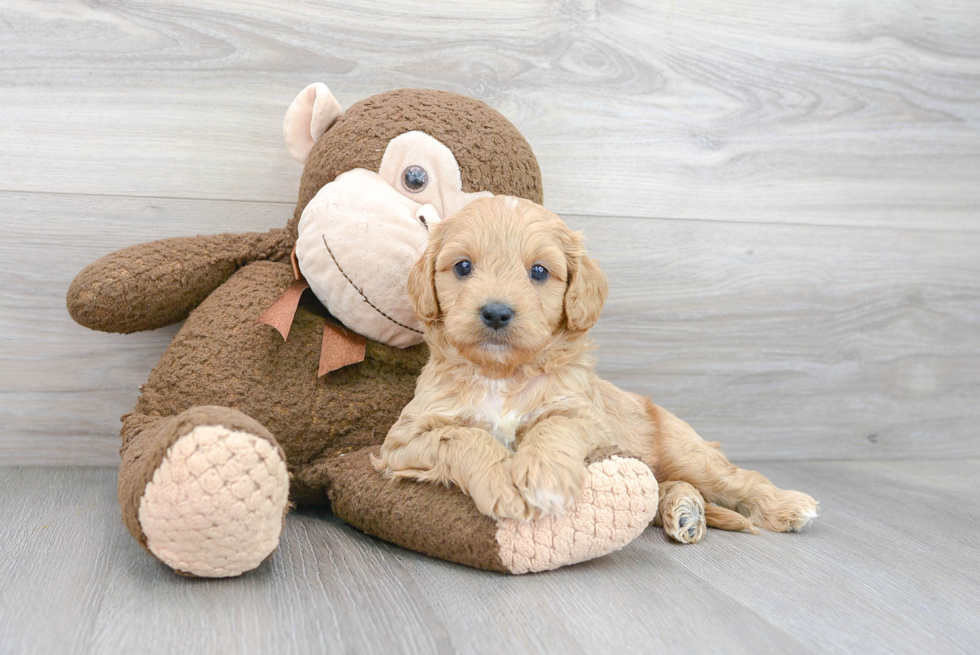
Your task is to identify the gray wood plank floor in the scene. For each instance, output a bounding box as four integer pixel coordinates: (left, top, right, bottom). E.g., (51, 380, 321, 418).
(1, 460, 977, 654)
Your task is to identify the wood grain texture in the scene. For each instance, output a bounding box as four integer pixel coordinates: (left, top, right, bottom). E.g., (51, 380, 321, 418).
(581, 215, 980, 460)
(2, 190, 977, 464)
(1, 0, 979, 228)
(1, 461, 978, 654)
(1, 1, 978, 462)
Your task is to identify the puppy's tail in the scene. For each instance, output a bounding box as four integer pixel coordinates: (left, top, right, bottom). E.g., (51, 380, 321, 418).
(705, 503, 759, 534)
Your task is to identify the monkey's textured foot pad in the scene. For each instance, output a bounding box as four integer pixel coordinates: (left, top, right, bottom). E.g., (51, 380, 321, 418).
(137, 425, 289, 577)
(495, 456, 658, 574)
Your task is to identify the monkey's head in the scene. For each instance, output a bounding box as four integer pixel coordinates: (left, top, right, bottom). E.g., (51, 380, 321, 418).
(283, 84, 543, 348)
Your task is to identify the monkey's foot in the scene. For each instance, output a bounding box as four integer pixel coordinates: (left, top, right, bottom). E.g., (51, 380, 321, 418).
(137, 423, 289, 577)
(495, 456, 659, 574)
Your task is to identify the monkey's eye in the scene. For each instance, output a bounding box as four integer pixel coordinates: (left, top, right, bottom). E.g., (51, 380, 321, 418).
(402, 165, 428, 193)
(453, 260, 472, 277)
(529, 264, 549, 282)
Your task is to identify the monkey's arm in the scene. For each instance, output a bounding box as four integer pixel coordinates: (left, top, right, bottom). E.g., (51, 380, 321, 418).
(67, 228, 292, 333)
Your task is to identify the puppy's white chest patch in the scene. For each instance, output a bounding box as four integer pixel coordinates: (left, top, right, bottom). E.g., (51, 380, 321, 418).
(472, 386, 520, 449)
(465, 375, 546, 450)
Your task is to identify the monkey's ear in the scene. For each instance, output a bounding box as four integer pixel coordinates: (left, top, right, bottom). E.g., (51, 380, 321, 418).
(283, 83, 344, 164)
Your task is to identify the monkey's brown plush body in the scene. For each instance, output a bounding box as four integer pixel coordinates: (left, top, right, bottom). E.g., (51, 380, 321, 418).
(67, 86, 660, 577)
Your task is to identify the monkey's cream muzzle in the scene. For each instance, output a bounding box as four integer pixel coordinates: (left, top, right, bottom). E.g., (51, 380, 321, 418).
(295, 131, 490, 347)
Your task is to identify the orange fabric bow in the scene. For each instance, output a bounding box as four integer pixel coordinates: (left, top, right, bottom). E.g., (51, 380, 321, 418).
(255, 249, 366, 377)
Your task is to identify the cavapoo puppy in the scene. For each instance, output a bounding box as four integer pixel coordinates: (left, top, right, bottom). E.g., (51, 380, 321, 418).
(374, 196, 818, 542)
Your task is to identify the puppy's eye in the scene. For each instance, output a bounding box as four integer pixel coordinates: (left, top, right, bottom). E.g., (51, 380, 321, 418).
(529, 264, 549, 282)
(453, 260, 473, 277)
(402, 165, 428, 193)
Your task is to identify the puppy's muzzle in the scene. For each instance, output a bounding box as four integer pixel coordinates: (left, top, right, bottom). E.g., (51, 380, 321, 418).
(480, 303, 514, 331)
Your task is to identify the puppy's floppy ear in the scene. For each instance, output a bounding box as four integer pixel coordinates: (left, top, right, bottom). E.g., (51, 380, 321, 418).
(563, 230, 609, 332)
(407, 225, 446, 325)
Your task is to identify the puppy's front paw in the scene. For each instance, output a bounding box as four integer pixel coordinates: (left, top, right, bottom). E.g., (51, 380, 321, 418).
(510, 450, 585, 518)
(469, 463, 535, 522)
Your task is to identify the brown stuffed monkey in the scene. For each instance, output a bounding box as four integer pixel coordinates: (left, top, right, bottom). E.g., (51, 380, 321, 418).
(66, 84, 660, 577)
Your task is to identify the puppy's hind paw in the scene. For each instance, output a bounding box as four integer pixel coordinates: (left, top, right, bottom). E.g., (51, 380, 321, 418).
(751, 490, 819, 533)
(656, 481, 706, 544)
(666, 500, 705, 544)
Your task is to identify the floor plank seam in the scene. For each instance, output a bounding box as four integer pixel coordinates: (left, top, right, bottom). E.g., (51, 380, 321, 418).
(4, 189, 979, 236)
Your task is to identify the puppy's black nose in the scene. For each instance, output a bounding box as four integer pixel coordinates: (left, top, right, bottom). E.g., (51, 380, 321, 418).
(480, 303, 514, 330)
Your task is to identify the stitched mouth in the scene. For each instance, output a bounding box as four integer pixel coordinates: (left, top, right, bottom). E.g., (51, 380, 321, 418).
(321, 234, 424, 335)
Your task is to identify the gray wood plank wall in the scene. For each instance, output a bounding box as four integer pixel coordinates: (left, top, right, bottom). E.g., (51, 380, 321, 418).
(1, 0, 978, 464)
